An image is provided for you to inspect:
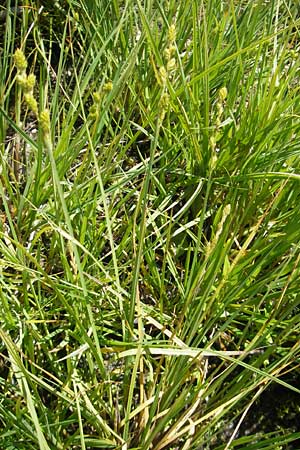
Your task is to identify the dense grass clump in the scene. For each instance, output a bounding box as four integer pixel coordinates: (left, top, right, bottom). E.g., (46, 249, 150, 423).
(1, 1, 300, 449)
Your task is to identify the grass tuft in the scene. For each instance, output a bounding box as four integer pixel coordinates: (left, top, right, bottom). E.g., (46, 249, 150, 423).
(1, 1, 300, 449)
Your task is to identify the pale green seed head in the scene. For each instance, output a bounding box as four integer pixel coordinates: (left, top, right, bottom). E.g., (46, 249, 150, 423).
(14, 49, 27, 72)
(168, 24, 176, 44)
(89, 104, 98, 119)
(25, 73, 36, 92)
(218, 86, 228, 102)
(103, 81, 113, 92)
(159, 66, 167, 85)
(217, 102, 223, 117)
(210, 153, 218, 171)
(168, 45, 176, 57)
(24, 93, 38, 116)
(39, 109, 50, 134)
(290, 49, 297, 60)
(159, 92, 170, 121)
(159, 92, 170, 109)
(16, 73, 28, 88)
(166, 57, 176, 72)
(223, 204, 231, 216)
(164, 48, 171, 61)
(164, 46, 176, 62)
(92, 91, 102, 103)
(209, 136, 216, 150)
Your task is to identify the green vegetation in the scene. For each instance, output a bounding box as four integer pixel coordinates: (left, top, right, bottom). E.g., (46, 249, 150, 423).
(1, 1, 300, 449)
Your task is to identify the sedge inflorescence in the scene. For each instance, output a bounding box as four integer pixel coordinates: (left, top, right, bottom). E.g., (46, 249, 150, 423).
(14, 48, 50, 139)
(89, 81, 113, 121)
(209, 86, 228, 170)
(157, 22, 178, 122)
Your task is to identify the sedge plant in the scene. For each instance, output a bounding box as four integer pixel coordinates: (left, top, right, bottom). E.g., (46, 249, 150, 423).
(0, 1, 300, 449)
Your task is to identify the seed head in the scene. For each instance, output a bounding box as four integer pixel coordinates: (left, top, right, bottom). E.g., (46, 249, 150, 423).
(217, 102, 223, 117)
(92, 91, 102, 103)
(218, 86, 228, 102)
(164, 47, 171, 61)
(209, 136, 216, 150)
(168, 24, 176, 44)
(223, 204, 231, 218)
(215, 117, 221, 128)
(39, 109, 50, 135)
(167, 57, 176, 72)
(16, 73, 28, 88)
(25, 73, 36, 92)
(14, 49, 27, 72)
(169, 45, 176, 57)
(103, 81, 113, 92)
(159, 92, 170, 109)
(24, 93, 38, 116)
(210, 153, 218, 170)
(89, 104, 98, 119)
(159, 92, 170, 121)
(159, 66, 167, 85)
